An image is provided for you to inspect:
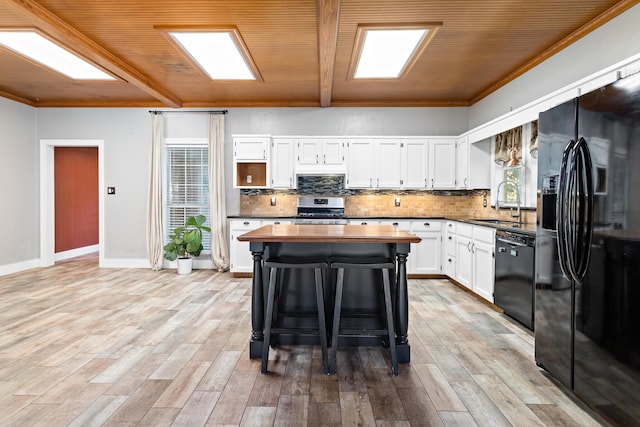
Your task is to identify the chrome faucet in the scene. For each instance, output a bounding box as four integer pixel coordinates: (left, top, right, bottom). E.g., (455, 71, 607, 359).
(496, 180, 521, 225)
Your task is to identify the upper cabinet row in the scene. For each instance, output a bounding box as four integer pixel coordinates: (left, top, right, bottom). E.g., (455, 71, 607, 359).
(233, 135, 490, 190)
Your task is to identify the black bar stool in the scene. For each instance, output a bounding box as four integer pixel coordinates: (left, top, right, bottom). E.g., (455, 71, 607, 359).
(329, 257, 398, 376)
(262, 256, 329, 374)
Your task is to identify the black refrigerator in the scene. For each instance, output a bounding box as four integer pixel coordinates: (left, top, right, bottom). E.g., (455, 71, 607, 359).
(535, 72, 640, 426)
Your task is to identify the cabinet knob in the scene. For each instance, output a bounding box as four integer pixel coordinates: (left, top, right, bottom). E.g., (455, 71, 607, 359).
(243, 221, 250, 225)
(448, 258, 452, 262)
(448, 236, 452, 240)
(361, 222, 367, 225)
(392, 222, 399, 226)
(274, 221, 280, 225)
(424, 222, 430, 227)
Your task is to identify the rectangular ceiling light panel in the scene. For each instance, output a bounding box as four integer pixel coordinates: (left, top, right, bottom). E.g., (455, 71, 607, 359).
(0, 31, 115, 80)
(350, 24, 441, 80)
(168, 30, 259, 80)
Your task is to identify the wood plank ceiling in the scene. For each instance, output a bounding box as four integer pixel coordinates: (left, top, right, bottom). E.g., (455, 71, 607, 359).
(0, 0, 636, 108)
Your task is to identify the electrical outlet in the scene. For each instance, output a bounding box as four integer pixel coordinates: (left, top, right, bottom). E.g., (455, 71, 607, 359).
(395, 197, 401, 207)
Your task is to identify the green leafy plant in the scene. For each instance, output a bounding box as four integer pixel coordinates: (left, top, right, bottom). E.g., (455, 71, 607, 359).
(163, 215, 211, 261)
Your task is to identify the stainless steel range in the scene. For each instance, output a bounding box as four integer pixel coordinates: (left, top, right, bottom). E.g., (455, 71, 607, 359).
(294, 196, 347, 224)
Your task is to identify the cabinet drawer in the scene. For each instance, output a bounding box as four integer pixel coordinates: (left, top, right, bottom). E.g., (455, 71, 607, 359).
(230, 219, 262, 230)
(473, 225, 495, 244)
(410, 220, 442, 232)
(445, 221, 457, 233)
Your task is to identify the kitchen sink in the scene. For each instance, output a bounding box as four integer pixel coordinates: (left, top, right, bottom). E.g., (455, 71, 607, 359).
(470, 219, 522, 228)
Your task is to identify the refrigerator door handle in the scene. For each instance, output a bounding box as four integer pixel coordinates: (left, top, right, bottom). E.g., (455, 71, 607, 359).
(574, 137, 594, 281)
(557, 139, 576, 280)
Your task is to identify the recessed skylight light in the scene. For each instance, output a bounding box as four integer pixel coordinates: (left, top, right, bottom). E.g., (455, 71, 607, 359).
(167, 30, 260, 80)
(0, 30, 115, 80)
(350, 24, 441, 80)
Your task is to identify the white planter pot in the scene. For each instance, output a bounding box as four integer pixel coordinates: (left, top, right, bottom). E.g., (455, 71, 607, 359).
(177, 257, 193, 275)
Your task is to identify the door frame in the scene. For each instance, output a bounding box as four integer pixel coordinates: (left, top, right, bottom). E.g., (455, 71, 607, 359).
(40, 139, 105, 267)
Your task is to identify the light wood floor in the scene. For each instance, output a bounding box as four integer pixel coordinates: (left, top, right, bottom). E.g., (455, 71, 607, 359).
(0, 255, 608, 426)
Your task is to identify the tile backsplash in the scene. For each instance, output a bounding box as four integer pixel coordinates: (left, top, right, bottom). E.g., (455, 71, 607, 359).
(239, 174, 536, 222)
(239, 191, 536, 223)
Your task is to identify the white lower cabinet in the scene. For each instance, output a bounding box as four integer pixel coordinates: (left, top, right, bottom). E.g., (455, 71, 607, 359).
(229, 219, 291, 273)
(409, 220, 442, 275)
(453, 222, 495, 302)
(471, 225, 496, 303)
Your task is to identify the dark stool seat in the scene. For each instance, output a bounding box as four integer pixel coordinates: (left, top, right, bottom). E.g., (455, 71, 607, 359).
(329, 257, 398, 376)
(262, 256, 329, 374)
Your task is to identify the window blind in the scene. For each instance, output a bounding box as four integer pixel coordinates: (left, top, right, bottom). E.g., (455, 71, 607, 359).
(164, 145, 211, 250)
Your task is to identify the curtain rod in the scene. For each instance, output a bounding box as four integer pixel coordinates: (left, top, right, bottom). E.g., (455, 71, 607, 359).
(149, 109, 228, 115)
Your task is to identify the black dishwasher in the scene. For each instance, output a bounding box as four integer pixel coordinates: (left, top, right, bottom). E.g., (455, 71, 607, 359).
(494, 229, 535, 330)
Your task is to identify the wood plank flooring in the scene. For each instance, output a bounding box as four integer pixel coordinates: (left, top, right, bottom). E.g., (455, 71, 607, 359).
(0, 255, 608, 426)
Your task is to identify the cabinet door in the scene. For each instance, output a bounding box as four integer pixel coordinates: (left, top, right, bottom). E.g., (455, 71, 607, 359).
(322, 139, 345, 165)
(297, 139, 321, 165)
(455, 137, 469, 189)
(429, 138, 456, 189)
(234, 137, 268, 160)
(375, 139, 402, 188)
(473, 240, 495, 302)
(346, 140, 374, 188)
(412, 231, 442, 275)
(271, 138, 294, 188)
(229, 220, 262, 273)
(402, 139, 429, 188)
(455, 235, 473, 289)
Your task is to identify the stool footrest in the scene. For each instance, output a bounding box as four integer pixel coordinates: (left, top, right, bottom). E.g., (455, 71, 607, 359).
(329, 257, 395, 269)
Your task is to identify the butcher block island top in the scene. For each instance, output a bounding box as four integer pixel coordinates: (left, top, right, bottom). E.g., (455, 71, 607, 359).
(237, 224, 422, 243)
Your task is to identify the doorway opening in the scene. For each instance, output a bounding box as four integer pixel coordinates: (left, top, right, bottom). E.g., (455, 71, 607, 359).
(40, 139, 105, 267)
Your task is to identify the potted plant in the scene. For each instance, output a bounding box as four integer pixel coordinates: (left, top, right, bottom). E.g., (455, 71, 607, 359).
(164, 214, 211, 274)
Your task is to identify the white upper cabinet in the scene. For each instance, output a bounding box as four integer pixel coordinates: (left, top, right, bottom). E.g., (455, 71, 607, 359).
(347, 138, 402, 188)
(429, 138, 456, 189)
(233, 135, 270, 188)
(271, 138, 295, 188)
(375, 139, 402, 188)
(402, 139, 429, 189)
(346, 139, 375, 188)
(455, 136, 470, 189)
(295, 138, 345, 172)
(233, 135, 269, 160)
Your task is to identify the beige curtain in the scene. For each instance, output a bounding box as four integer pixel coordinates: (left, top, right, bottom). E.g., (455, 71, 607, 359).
(530, 120, 539, 158)
(209, 114, 230, 271)
(495, 126, 522, 165)
(146, 113, 165, 270)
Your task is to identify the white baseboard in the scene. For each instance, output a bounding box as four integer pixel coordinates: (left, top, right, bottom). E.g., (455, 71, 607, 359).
(100, 258, 151, 269)
(0, 259, 41, 277)
(0, 257, 217, 274)
(55, 244, 99, 262)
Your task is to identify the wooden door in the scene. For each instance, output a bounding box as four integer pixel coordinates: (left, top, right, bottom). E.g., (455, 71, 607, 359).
(54, 147, 98, 253)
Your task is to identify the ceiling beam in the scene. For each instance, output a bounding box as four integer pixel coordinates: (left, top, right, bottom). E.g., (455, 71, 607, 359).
(316, 0, 340, 108)
(3, 0, 182, 107)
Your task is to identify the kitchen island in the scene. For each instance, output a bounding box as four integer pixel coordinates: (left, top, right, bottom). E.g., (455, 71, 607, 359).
(237, 224, 421, 362)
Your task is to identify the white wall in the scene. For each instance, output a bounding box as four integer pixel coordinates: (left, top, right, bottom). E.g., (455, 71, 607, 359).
(0, 98, 38, 270)
(469, 3, 640, 128)
(36, 108, 151, 260)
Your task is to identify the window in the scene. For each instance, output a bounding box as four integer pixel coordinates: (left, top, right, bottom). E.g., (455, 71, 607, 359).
(164, 141, 210, 250)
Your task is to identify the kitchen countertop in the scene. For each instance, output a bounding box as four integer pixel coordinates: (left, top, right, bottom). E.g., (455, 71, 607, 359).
(228, 215, 537, 236)
(237, 224, 422, 243)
